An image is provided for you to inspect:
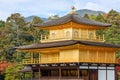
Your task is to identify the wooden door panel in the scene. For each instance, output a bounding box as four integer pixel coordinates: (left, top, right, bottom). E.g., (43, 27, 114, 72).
(89, 70, 98, 80)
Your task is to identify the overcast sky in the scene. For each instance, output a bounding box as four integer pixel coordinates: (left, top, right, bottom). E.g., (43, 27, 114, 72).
(0, 0, 120, 20)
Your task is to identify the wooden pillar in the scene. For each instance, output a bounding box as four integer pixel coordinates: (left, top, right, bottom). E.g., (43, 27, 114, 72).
(88, 65, 90, 80)
(97, 64, 98, 80)
(106, 66, 107, 80)
(78, 66, 80, 79)
(39, 68, 41, 80)
(31, 71, 33, 80)
(59, 67, 61, 80)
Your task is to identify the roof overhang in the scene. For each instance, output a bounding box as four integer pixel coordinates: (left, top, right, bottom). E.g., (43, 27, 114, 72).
(15, 40, 120, 52)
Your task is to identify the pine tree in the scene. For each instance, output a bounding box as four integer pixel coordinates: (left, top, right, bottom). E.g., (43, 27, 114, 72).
(107, 9, 120, 26)
(95, 14, 105, 22)
(83, 13, 89, 19)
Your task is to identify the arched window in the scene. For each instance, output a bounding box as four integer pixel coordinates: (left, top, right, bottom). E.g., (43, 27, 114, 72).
(74, 31, 78, 38)
(66, 31, 70, 38)
(52, 33, 56, 39)
(89, 32, 94, 40)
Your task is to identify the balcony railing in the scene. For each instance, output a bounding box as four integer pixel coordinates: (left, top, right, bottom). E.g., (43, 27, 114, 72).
(23, 57, 59, 64)
(23, 58, 40, 64)
(40, 34, 104, 43)
(22, 57, 116, 64)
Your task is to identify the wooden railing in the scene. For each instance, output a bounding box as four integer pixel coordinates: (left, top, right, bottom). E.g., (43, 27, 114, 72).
(22, 57, 59, 64)
(40, 34, 104, 43)
(23, 58, 40, 64)
(22, 57, 116, 64)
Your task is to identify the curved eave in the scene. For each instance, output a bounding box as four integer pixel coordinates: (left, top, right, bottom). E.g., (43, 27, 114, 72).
(33, 14, 111, 28)
(15, 40, 77, 50)
(15, 40, 120, 50)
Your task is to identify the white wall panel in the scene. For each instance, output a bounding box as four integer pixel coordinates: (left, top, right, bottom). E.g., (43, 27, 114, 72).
(98, 70, 106, 80)
(107, 70, 115, 80)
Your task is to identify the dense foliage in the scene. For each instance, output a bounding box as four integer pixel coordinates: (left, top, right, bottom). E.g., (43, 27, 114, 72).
(5, 63, 24, 80)
(0, 13, 44, 62)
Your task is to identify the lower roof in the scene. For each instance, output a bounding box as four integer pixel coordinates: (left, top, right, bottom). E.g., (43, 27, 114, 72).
(15, 40, 120, 50)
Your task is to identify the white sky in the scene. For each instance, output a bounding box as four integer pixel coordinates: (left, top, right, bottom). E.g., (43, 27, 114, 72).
(0, 0, 120, 20)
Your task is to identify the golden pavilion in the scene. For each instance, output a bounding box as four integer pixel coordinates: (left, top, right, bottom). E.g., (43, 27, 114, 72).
(16, 8, 120, 80)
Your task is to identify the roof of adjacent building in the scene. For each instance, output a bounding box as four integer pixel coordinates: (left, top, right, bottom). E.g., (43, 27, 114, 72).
(15, 40, 120, 50)
(33, 14, 111, 27)
(18, 66, 32, 72)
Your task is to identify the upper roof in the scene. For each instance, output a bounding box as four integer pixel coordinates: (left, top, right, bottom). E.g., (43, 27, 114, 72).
(15, 40, 120, 50)
(33, 14, 111, 27)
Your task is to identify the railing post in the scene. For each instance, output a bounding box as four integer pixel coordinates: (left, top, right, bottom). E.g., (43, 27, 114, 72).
(94, 34, 96, 40)
(31, 53, 34, 64)
(87, 29, 89, 39)
(99, 35, 100, 40)
(46, 35, 49, 39)
(39, 55, 41, 64)
(44, 35, 46, 40)
(41, 34, 42, 40)
(103, 34, 104, 41)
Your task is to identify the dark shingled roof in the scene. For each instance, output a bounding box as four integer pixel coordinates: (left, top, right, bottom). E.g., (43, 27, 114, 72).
(15, 40, 120, 50)
(18, 66, 32, 72)
(33, 14, 111, 27)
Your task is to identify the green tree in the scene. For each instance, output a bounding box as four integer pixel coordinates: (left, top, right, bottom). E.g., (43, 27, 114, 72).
(83, 13, 89, 19)
(89, 15, 97, 20)
(0, 13, 34, 62)
(5, 63, 24, 80)
(31, 16, 47, 42)
(32, 16, 43, 24)
(95, 14, 105, 22)
(107, 9, 120, 26)
(0, 20, 5, 27)
(104, 25, 120, 44)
